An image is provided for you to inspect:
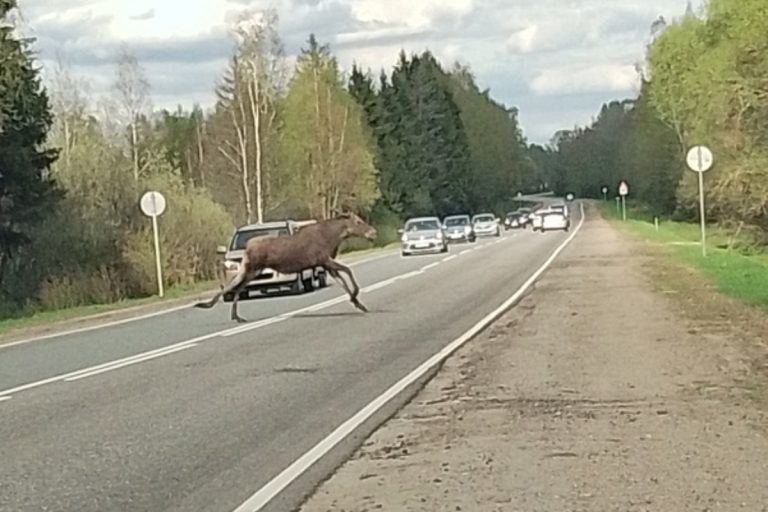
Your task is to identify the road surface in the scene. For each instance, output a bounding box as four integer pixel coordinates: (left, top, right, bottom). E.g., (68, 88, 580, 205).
(0, 203, 581, 512)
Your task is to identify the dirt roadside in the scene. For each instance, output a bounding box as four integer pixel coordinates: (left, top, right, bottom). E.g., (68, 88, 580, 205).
(300, 205, 768, 512)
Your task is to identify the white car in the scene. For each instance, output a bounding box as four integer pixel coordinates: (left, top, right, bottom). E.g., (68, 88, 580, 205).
(540, 211, 570, 232)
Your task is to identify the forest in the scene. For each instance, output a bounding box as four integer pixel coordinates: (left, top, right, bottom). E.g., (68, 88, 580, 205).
(536, 0, 768, 245)
(0, 2, 538, 317)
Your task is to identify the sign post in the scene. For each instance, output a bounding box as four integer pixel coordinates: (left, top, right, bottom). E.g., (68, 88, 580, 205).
(139, 191, 167, 297)
(618, 180, 629, 221)
(601, 185, 608, 201)
(685, 145, 714, 257)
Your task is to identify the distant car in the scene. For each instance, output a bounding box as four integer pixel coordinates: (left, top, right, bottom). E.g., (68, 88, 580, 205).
(540, 210, 570, 232)
(442, 214, 476, 243)
(399, 216, 448, 256)
(503, 212, 524, 230)
(550, 203, 569, 219)
(217, 220, 327, 301)
(517, 208, 533, 227)
(530, 207, 549, 232)
(472, 213, 500, 237)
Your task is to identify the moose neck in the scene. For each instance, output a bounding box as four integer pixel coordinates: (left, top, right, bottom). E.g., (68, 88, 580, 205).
(316, 217, 351, 253)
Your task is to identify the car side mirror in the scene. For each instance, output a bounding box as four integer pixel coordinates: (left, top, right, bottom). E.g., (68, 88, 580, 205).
(397, 229, 404, 235)
(216, 245, 227, 255)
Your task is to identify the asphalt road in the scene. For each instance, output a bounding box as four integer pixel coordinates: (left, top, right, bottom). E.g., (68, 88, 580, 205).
(0, 203, 581, 512)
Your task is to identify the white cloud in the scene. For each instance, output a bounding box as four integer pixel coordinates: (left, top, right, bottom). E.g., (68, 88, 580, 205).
(18, 0, 706, 143)
(531, 63, 640, 96)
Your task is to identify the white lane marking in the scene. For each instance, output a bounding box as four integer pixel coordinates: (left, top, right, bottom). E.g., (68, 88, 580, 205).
(0, 396, 11, 403)
(64, 345, 197, 382)
(0, 253, 445, 397)
(0, 250, 399, 351)
(230, 203, 586, 512)
(459, 249, 472, 256)
(421, 262, 440, 271)
(442, 255, 457, 262)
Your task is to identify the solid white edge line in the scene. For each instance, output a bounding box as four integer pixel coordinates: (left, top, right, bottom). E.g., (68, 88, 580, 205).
(0, 396, 11, 403)
(442, 255, 458, 262)
(421, 262, 440, 271)
(64, 344, 198, 382)
(0, 250, 400, 352)
(230, 203, 586, 512)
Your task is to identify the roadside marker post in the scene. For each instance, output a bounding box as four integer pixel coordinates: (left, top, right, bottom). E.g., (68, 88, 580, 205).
(685, 145, 714, 257)
(618, 181, 629, 221)
(601, 185, 608, 201)
(140, 191, 167, 297)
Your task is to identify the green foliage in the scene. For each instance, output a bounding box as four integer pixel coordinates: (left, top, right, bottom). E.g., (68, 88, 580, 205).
(0, 0, 61, 286)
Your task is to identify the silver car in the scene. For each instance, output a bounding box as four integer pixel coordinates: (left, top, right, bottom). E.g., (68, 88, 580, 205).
(442, 214, 476, 243)
(217, 220, 327, 301)
(399, 217, 448, 256)
(471, 213, 501, 237)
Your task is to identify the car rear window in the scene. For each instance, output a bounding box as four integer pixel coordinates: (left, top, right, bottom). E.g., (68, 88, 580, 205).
(405, 220, 440, 231)
(474, 215, 494, 222)
(230, 227, 290, 250)
(444, 217, 469, 226)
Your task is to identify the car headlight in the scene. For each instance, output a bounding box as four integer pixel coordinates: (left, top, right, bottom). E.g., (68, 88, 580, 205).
(464, 225, 471, 234)
(401, 234, 408, 243)
(223, 260, 240, 271)
(436, 231, 443, 239)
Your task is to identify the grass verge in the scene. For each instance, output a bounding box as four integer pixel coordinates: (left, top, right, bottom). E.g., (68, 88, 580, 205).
(0, 243, 399, 340)
(598, 202, 768, 309)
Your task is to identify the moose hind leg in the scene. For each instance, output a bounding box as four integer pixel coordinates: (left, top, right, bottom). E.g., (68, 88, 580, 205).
(195, 265, 248, 310)
(230, 268, 261, 323)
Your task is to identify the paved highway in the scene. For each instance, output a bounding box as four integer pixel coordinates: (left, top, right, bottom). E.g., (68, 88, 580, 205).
(0, 202, 582, 512)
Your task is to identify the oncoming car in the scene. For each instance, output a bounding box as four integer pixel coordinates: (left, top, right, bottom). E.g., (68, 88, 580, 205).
(217, 220, 327, 301)
(472, 213, 501, 237)
(442, 214, 476, 243)
(399, 216, 448, 256)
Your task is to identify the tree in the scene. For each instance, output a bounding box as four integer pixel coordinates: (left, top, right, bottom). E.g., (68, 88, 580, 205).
(213, 8, 285, 224)
(0, 0, 61, 284)
(280, 34, 379, 219)
(111, 46, 152, 182)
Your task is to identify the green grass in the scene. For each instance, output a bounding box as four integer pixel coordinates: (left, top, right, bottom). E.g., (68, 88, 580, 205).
(0, 243, 399, 338)
(598, 202, 768, 309)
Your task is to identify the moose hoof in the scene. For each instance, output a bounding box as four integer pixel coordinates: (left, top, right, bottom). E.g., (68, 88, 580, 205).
(352, 299, 369, 313)
(233, 316, 248, 324)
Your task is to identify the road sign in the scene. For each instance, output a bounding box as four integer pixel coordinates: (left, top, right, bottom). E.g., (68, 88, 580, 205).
(516, 191, 523, 198)
(140, 190, 167, 217)
(686, 145, 714, 173)
(618, 181, 629, 197)
(601, 185, 609, 201)
(565, 192, 575, 202)
(617, 181, 629, 221)
(139, 191, 167, 297)
(685, 146, 714, 256)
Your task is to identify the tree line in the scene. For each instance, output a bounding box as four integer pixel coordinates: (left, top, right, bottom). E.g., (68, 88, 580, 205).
(0, 2, 536, 316)
(536, 0, 768, 243)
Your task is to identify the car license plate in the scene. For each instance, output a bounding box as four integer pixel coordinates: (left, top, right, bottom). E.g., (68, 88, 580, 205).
(415, 242, 429, 248)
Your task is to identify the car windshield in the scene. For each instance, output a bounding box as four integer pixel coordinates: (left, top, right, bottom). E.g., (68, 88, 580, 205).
(444, 217, 468, 227)
(405, 219, 440, 231)
(230, 227, 290, 250)
(474, 215, 495, 223)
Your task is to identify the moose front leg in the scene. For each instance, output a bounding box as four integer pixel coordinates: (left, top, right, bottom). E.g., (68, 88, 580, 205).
(326, 260, 367, 312)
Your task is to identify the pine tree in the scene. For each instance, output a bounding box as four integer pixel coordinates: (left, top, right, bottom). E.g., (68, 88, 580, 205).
(0, 0, 60, 278)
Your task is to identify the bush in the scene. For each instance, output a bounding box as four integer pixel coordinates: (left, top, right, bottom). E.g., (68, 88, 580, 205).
(122, 173, 234, 294)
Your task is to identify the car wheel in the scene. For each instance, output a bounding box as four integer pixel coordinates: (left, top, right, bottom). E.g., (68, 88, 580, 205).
(440, 244, 448, 253)
(302, 275, 315, 292)
(290, 278, 304, 295)
(318, 272, 328, 288)
(401, 251, 410, 257)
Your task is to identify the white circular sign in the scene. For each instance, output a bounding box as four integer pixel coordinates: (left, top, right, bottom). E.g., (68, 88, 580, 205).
(565, 193, 575, 201)
(686, 145, 713, 173)
(601, 186, 608, 194)
(618, 181, 629, 196)
(140, 191, 167, 217)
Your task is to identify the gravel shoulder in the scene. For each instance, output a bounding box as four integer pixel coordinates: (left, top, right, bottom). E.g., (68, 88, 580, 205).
(299, 204, 768, 512)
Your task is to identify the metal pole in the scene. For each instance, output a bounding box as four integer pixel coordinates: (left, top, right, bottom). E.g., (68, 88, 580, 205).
(621, 196, 627, 221)
(615, 197, 620, 215)
(151, 214, 165, 297)
(698, 170, 707, 257)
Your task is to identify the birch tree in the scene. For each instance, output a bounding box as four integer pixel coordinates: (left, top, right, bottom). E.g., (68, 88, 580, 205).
(112, 46, 152, 182)
(280, 35, 378, 219)
(214, 8, 285, 223)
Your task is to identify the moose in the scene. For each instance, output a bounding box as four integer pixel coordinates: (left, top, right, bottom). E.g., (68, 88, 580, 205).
(194, 211, 378, 323)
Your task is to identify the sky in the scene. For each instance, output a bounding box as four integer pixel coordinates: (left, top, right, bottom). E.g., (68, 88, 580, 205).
(17, 0, 705, 145)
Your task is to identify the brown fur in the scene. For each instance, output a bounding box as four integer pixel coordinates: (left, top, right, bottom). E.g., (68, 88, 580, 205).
(194, 212, 377, 323)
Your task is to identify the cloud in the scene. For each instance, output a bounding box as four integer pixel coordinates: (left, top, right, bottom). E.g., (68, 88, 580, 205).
(19, 0, 706, 143)
(129, 8, 155, 21)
